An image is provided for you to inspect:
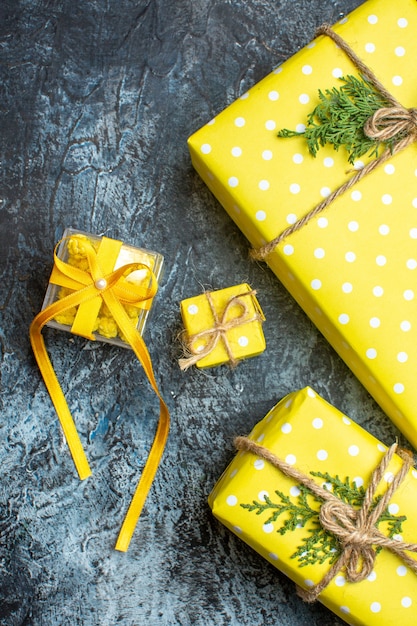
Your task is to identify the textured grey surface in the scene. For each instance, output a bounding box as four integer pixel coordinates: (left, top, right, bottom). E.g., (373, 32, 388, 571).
(0, 1, 408, 624)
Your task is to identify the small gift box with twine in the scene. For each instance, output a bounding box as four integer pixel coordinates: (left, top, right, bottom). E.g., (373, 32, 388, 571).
(30, 228, 169, 552)
(179, 283, 266, 369)
(209, 387, 417, 625)
(188, 0, 417, 450)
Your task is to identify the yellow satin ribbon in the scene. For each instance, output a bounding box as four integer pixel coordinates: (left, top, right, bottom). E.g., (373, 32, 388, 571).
(30, 235, 170, 552)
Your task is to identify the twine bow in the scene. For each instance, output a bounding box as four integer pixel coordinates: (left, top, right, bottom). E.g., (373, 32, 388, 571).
(251, 24, 417, 261)
(179, 290, 263, 370)
(364, 106, 417, 141)
(30, 235, 170, 552)
(235, 436, 417, 602)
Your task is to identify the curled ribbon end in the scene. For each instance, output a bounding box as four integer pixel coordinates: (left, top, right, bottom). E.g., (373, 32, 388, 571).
(73, 449, 92, 480)
(114, 539, 129, 553)
(79, 467, 93, 481)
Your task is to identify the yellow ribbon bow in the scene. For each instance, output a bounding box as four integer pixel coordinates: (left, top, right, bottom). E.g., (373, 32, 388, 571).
(29, 235, 170, 552)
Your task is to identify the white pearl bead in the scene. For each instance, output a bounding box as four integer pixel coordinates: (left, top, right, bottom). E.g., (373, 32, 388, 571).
(95, 278, 107, 290)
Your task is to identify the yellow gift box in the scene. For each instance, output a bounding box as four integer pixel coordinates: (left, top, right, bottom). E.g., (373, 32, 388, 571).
(30, 228, 169, 552)
(179, 284, 266, 369)
(42, 228, 164, 347)
(188, 0, 417, 448)
(209, 386, 417, 625)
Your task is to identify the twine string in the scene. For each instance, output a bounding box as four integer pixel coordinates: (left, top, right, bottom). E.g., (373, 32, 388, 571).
(179, 290, 262, 370)
(364, 106, 417, 141)
(234, 436, 417, 602)
(251, 25, 417, 261)
(315, 24, 401, 107)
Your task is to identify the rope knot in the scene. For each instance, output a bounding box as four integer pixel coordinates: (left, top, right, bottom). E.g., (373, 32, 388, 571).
(319, 499, 376, 582)
(179, 290, 263, 370)
(364, 105, 417, 141)
(251, 26, 417, 262)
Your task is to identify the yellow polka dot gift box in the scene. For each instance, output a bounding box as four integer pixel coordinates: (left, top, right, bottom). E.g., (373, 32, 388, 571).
(179, 283, 266, 369)
(188, 0, 417, 449)
(209, 386, 417, 625)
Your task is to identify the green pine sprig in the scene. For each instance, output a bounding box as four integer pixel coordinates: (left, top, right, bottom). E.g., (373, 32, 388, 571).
(311, 470, 366, 507)
(292, 521, 339, 567)
(277, 75, 401, 164)
(240, 470, 407, 567)
(241, 485, 317, 531)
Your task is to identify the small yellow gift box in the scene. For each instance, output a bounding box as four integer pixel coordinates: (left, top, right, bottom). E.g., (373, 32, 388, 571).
(30, 228, 169, 552)
(209, 387, 417, 625)
(188, 0, 417, 449)
(179, 284, 266, 369)
(42, 228, 164, 347)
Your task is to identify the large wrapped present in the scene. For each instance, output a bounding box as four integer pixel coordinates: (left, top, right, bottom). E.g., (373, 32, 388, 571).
(30, 228, 169, 551)
(179, 283, 266, 369)
(209, 387, 417, 625)
(188, 0, 417, 448)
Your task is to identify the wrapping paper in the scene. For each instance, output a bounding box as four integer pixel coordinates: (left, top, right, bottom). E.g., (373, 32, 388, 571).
(179, 284, 265, 368)
(209, 386, 417, 625)
(188, 0, 417, 448)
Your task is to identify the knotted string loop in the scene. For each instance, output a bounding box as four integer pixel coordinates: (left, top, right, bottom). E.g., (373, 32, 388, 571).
(179, 290, 263, 370)
(251, 25, 417, 261)
(364, 106, 417, 141)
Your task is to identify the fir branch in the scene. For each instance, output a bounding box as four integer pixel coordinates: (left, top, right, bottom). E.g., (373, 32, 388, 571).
(373, 495, 407, 553)
(240, 470, 408, 568)
(292, 522, 340, 567)
(241, 486, 318, 529)
(277, 74, 402, 164)
(310, 471, 366, 507)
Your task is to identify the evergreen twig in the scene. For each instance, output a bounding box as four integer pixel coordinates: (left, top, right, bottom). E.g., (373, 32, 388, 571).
(277, 75, 402, 164)
(241, 470, 407, 567)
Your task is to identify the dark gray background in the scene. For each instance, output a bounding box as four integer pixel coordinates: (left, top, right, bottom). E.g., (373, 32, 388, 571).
(0, 1, 406, 624)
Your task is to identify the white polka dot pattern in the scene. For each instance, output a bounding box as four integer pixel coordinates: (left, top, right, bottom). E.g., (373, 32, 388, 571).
(188, 0, 417, 450)
(179, 284, 266, 368)
(208, 386, 417, 626)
